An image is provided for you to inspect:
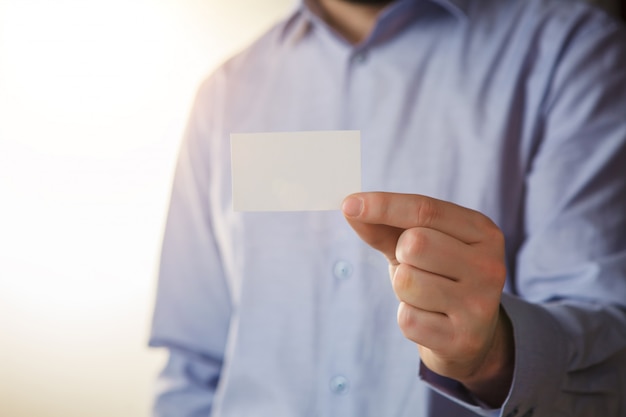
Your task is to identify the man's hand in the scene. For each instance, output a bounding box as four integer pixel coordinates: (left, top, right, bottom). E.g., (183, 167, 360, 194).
(342, 192, 514, 406)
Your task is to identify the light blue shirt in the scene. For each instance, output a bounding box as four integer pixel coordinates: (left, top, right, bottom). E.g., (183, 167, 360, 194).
(149, 0, 626, 416)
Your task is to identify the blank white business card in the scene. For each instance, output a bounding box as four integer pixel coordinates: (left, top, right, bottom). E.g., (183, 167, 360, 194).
(231, 131, 361, 211)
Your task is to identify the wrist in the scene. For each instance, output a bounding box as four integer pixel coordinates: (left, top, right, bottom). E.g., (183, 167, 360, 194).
(461, 306, 515, 408)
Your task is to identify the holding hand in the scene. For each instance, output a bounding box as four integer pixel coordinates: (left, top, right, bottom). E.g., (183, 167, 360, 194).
(342, 192, 514, 406)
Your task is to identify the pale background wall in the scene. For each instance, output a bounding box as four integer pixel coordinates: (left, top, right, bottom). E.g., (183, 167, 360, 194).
(0, 1, 293, 416)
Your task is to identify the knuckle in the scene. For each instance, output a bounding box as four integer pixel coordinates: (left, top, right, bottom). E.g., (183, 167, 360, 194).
(491, 260, 508, 283)
(397, 302, 417, 336)
(469, 212, 504, 246)
(477, 256, 507, 285)
(466, 297, 495, 323)
(487, 225, 505, 246)
(397, 228, 429, 261)
(479, 218, 504, 244)
(392, 263, 414, 296)
(415, 198, 439, 227)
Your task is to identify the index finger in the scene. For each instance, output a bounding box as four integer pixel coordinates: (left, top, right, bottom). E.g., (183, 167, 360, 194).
(342, 192, 494, 244)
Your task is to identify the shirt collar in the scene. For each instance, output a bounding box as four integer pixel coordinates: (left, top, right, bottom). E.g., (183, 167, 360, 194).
(429, 0, 470, 19)
(279, 0, 470, 45)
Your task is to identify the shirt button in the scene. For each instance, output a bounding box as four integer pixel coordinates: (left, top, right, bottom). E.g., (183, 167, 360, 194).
(333, 260, 353, 280)
(329, 375, 349, 394)
(353, 50, 367, 63)
(504, 406, 519, 417)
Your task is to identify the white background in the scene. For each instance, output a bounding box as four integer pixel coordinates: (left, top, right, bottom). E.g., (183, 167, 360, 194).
(0, 1, 293, 416)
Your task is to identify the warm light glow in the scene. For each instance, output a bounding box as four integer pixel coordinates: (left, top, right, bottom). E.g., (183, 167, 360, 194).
(0, 1, 292, 416)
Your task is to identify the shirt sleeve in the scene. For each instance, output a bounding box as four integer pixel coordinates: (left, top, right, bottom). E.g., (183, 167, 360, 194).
(421, 12, 626, 417)
(148, 76, 232, 417)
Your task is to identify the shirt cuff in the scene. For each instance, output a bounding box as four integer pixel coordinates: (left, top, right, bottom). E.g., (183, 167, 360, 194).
(419, 293, 567, 417)
(419, 363, 501, 417)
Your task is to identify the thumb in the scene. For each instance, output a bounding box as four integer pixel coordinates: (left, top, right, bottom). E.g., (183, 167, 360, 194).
(342, 195, 404, 264)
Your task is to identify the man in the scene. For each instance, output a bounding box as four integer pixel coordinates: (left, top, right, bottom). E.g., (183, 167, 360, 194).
(149, 0, 626, 415)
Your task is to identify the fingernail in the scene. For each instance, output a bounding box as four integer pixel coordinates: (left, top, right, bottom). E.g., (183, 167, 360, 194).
(342, 196, 363, 217)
